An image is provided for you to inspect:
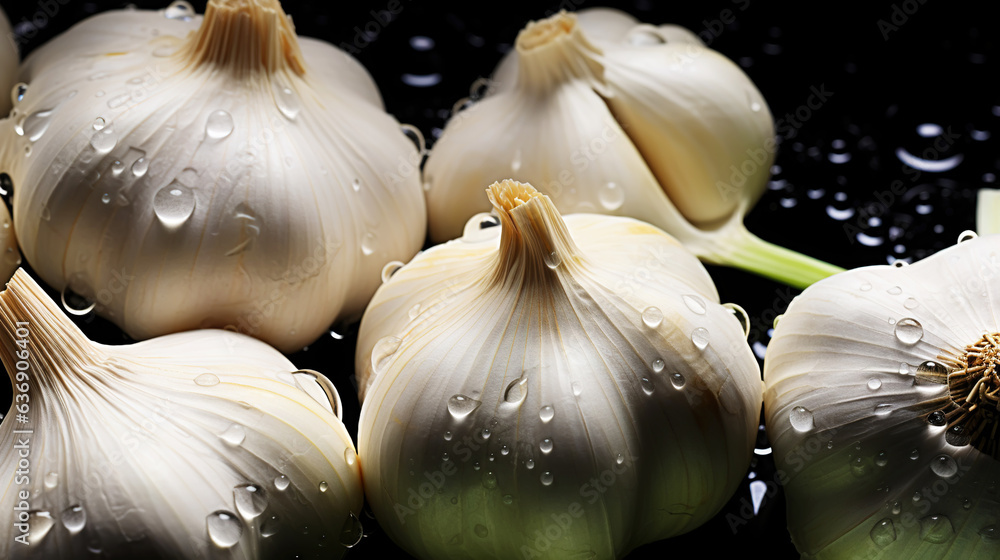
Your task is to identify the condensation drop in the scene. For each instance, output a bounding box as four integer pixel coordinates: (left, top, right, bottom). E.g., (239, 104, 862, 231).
(340, 513, 363, 548)
(153, 182, 196, 228)
(61, 286, 95, 316)
(642, 306, 663, 328)
(874, 404, 892, 416)
(875, 451, 888, 467)
(27, 511, 54, 544)
(448, 395, 481, 419)
(930, 455, 958, 478)
(44, 472, 58, 489)
(910, 449, 920, 460)
(946, 425, 971, 447)
(131, 157, 148, 177)
(92, 117, 106, 131)
(887, 286, 903, 295)
(919, 515, 954, 544)
(640, 377, 654, 395)
(23, 109, 54, 142)
(525, 459, 535, 470)
(261, 515, 280, 538)
(652, 358, 665, 373)
(928, 410, 947, 426)
(789, 406, 814, 432)
(275, 85, 301, 119)
(979, 525, 999, 541)
(220, 424, 246, 446)
(539, 438, 554, 453)
(860, 282, 872, 291)
(572, 382, 583, 396)
(206, 110, 234, 139)
(503, 377, 528, 404)
(904, 297, 919, 310)
(894, 318, 923, 345)
(867, 378, 882, 390)
(206, 511, 243, 548)
(345, 448, 357, 466)
(540, 472, 554, 486)
(274, 475, 289, 491)
(598, 182, 625, 210)
(474, 524, 488, 538)
(870, 518, 896, 547)
(511, 149, 522, 172)
(195, 373, 220, 387)
(234, 484, 267, 519)
(361, 232, 376, 255)
(539, 405, 554, 422)
(691, 327, 710, 350)
(319, 481, 329, 492)
(670, 372, 686, 389)
(165, 1, 194, 20)
(543, 251, 561, 269)
(482, 471, 497, 489)
(89, 125, 117, 153)
(61, 505, 86, 534)
(683, 294, 706, 315)
(371, 336, 401, 373)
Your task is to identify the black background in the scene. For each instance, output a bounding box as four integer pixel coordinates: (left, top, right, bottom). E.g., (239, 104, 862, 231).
(0, 0, 996, 558)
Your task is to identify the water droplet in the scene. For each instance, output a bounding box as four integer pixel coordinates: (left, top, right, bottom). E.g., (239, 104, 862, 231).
(919, 515, 954, 544)
(131, 157, 148, 177)
(874, 404, 892, 416)
(958, 230, 978, 243)
(511, 149, 522, 172)
(13, 82, 27, 103)
(275, 84, 301, 119)
(667, 372, 686, 390)
(642, 306, 663, 328)
(543, 251, 561, 269)
(860, 282, 872, 291)
(870, 518, 896, 547)
(930, 455, 958, 478)
(691, 327, 710, 350)
(928, 410, 946, 426)
(153, 182, 196, 228)
(319, 481, 329, 492)
(539, 405, 554, 423)
(23, 109, 54, 142)
(909, 449, 920, 460)
(195, 373, 220, 387)
(946, 425, 971, 446)
(598, 182, 625, 210)
(572, 382, 582, 396)
(525, 459, 535, 470)
(894, 318, 923, 345)
(261, 515, 280, 537)
(503, 377, 528, 404)
(640, 377, 655, 395)
(500, 445, 510, 456)
(92, 117, 106, 131)
(274, 475, 289, 491)
(206, 510, 243, 548)
(44, 472, 58, 489)
(220, 424, 246, 446)
(206, 110, 234, 139)
(61, 504, 86, 534)
(482, 471, 497, 489)
(370, 336, 401, 373)
(540, 471, 554, 486)
(867, 378, 882, 390)
(963, 498, 973, 510)
(89, 124, 116, 153)
(681, 294, 707, 315)
(27, 511, 54, 544)
(340, 513, 363, 548)
(875, 451, 888, 467)
(789, 406, 814, 432)
(481, 428, 491, 440)
(503, 494, 513, 505)
(441, 452, 450, 462)
(361, 232, 376, 255)
(904, 297, 919, 310)
(980, 525, 999, 541)
(539, 438, 554, 454)
(61, 286, 95, 316)
(448, 394, 481, 419)
(165, 0, 194, 20)
(380, 261, 404, 283)
(234, 484, 267, 519)
(891, 501, 902, 515)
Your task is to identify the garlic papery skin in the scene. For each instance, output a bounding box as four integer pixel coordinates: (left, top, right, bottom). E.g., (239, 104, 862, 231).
(763, 233, 1000, 558)
(0, 0, 425, 352)
(357, 180, 762, 558)
(424, 9, 841, 289)
(0, 269, 363, 558)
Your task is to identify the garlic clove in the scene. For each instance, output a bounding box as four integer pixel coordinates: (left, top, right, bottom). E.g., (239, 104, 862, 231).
(764, 233, 1000, 558)
(0, 201, 19, 283)
(358, 180, 762, 557)
(427, 10, 841, 289)
(0, 0, 426, 352)
(0, 7, 17, 116)
(0, 268, 362, 558)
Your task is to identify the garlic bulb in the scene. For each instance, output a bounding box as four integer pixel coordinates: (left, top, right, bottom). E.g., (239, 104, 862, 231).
(764, 232, 1000, 558)
(977, 188, 999, 235)
(0, 7, 16, 116)
(0, 201, 19, 283)
(424, 9, 840, 288)
(0, 0, 426, 352)
(0, 269, 362, 559)
(357, 180, 762, 558)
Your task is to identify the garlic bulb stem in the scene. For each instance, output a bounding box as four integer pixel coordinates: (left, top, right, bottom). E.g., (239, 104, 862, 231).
(179, 0, 306, 76)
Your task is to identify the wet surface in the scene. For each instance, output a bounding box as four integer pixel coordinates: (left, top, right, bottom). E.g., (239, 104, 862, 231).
(0, 0, 995, 557)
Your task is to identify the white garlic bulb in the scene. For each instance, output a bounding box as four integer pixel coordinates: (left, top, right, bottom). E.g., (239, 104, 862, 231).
(764, 232, 1000, 558)
(0, 269, 363, 559)
(357, 180, 762, 558)
(425, 9, 840, 288)
(0, 0, 426, 352)
(0, 6, 17, 116)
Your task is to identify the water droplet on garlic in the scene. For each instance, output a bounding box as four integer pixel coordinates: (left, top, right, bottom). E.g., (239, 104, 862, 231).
(318, 481, 329, 492)
(233, 484, 267, 519)
(61, 286, 95, 316)
(869, 518, 896, 547)
(540, 471, 554, 486)
(274, 84, 301, 119)
(206, 510, 243, 548)
(691, 327, 710, 350)
(361, 232, 376, 256)
(61, 504, 87, 534)
(652, 358, 665, 373)
(274, 475, 289, 491)
(640, 377, 655, 395)
(447, 394, 481, 419)
(598, 182, 624, 210)
(670, 372, 686, 389)
(543, 250, 561, 269)
(539, 438, 554, 454)
(89, 124, 117, 153)
(642, 306, 663, 328)
(28, 511, 54, 544)
(789, 406, 814, 432)
(539, 405, 554, 422)
(503, 377, 528, 404)
(153, 182, 196, 228)
(219, 424, 246, 446)
(887, 286, 903, 295)
(482, 471, 497, 489)
(195, 373, 220, 386)
(867, 378, 882, 390)
(893, 318, 923, 345)
(23, 109, 54, 142)
(873, 404, 892, 416)
(919, 515, 954, 544)
(131, 157, 148, 177)
(206, 110, 234, 139)
(44, 472, 58, 489)
(930, 455, 958, 478)
(339, 513, 364, 548)
(682, 294, 706, 315)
